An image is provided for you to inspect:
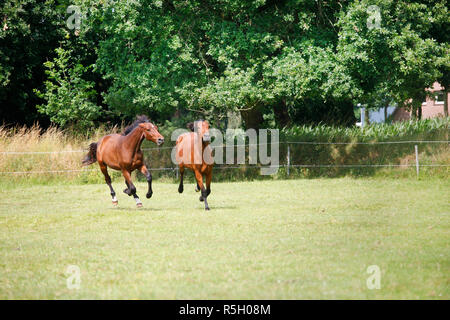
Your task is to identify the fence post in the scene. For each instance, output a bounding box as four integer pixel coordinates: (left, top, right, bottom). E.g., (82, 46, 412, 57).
(361, 106, 365, 129)
(414, 145, 419, 178)
(287, 144, 290, 176)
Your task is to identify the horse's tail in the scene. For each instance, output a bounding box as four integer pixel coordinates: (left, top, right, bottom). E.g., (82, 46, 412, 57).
(82, 142, 98, 166)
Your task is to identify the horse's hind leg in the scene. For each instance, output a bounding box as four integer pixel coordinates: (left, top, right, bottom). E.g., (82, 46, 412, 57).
(100, 163, 117, 205)
(122, 169, 142, 207)
(178, 166, 185, 193)
(139, 164, 153, 199)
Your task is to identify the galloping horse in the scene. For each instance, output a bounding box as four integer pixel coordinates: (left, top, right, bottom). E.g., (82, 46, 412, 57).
(82, 115, 164, 207)
(176, 120, 213, 210)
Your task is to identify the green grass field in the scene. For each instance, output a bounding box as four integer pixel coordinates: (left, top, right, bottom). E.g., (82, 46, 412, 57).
(0, 178, 448, 299)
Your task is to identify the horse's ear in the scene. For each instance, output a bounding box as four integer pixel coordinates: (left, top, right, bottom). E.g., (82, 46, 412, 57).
(187, 122, 194, 132)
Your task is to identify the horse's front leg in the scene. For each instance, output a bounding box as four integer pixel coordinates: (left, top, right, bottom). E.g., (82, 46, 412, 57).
(139, 164, 153, 199)
(122, 169, 142, 207)
(194, 169, 210, 210)
(205, 166, 212, 198)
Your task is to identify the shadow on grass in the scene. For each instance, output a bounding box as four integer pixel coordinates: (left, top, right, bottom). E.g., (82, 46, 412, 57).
(210, 205, 238, 210)
(109, 206, 164, 212)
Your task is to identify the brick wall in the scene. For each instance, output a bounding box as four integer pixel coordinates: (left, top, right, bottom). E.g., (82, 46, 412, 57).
(393, 82, 448, 121)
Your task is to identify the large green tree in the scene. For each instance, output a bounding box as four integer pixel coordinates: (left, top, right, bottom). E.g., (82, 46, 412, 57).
(70, 0, 359, 128)
(2, 0, 447, 128)
(336, 0, 448, 119)
(0, 0, 65, 125)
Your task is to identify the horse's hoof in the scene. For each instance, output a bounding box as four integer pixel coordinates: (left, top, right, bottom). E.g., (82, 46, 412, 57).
(112, 201, 118, 206)
(136, 203, 143, 208)
(199, 196, 204, 202)
(195, 186, 200, 192)
(205, 207, 210, 211)
(146, 192, 152, 199)
(178, 187, 183, 194)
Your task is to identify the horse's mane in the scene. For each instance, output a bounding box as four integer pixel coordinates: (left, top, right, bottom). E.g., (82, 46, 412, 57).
(122, 115, 150, 136)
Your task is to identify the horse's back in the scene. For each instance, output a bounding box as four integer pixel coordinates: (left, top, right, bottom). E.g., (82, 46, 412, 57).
(97, 134, 122, 169)
(98, 134, 121, 150)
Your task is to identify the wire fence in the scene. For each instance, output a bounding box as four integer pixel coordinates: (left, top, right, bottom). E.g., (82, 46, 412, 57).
(1, 140, 449, 155)
(0, 140, 448, 177)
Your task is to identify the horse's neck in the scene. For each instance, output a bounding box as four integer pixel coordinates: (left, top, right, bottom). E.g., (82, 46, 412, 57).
(194, 133, 209, 151)
(123, 126, 144, 155)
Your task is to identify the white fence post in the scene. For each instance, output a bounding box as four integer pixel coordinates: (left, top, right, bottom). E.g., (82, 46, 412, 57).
(415, 145, 419, 178)
(361, 106, 365, 129)
(287, 144, 290, 176)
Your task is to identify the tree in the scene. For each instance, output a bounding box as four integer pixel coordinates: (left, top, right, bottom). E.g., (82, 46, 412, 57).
(35, 47, 101, 129)
(336, 0, 447, 120)
(0, 0, 65, 125)
(75, 0, 357, 128)
(436, 47, 450, 117)
(2, 0, 447, 128)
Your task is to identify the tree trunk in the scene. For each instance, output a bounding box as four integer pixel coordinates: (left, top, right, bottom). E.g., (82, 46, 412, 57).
(410, 103, 416, 120)
(411, 99, 422, 121)
(364, 108, 370, 126)
(240, 106, 264, 130)
(444, 88, 449, 117)
(384, 106, 388, 123)
(273, 100, 290, 128)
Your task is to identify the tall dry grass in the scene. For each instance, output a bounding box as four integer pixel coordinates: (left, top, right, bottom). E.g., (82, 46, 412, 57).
(0, 124, 123, 184)
(0, 119, 449, 185)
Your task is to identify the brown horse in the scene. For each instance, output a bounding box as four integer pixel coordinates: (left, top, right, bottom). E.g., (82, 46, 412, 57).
(176, 120, 213, 210)
(82, 115, 164, 207)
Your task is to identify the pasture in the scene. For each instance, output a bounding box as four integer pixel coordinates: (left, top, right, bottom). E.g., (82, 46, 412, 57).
(0, 178, 448, 299)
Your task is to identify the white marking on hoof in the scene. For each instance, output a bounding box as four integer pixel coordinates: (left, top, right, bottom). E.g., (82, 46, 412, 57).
(135, 198, 143, 207)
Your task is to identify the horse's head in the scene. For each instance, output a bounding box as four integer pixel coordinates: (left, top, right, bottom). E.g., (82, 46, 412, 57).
(139, 122, 164, 146)
(187, 120, 210, 143)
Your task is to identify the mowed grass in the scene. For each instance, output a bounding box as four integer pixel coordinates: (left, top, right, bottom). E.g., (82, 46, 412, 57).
(0, 178, 448, 299)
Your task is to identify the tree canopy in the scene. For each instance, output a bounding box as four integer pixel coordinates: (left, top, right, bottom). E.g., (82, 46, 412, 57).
(0, 0, 448, 129)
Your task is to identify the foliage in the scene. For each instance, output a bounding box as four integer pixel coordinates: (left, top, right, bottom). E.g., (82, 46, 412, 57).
(0, 0, 65, 125)
(336, 0, 448, 117)
(34, 47, 101, 129)
(282, 117, 449, 141)
(0, 0, 448, 128)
